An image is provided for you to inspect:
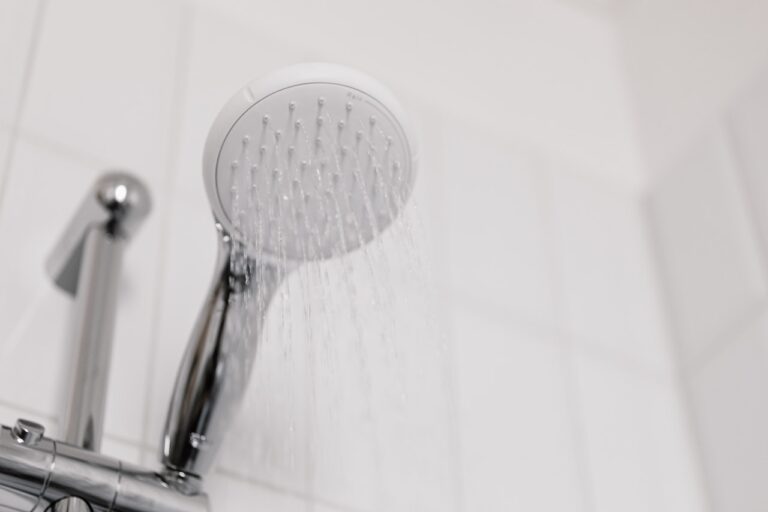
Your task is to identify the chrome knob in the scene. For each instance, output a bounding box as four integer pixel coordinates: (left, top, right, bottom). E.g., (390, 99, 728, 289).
(12, 418, 45, 445)
(49, 496, 92, 512)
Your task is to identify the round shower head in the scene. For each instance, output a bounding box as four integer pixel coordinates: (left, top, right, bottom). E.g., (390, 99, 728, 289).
(203, 63, 418, 263)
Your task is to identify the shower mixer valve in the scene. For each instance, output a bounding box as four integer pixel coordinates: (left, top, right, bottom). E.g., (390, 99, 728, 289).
(0, 64, 416, 512)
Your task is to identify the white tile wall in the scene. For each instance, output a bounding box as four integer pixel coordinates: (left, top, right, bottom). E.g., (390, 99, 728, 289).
(548, 168, 672, 372)
(648, 128, 767, 364)
(452, 306, 586, 512)
(728, 68, 768, 266)
(205, 472, 309, 512)
(5, 0, 767, 511)
(619, 0, 768, 172)
(442, 122, 555, 326)
(687, 308, 768, 512)
(0, 0, 40, 129)
(0, 139, 93, 420)
(0, 0, 41, 208)
(574, 353, 706, 512)
(20, 0, 184, 174)
(643, 70, 768, 512)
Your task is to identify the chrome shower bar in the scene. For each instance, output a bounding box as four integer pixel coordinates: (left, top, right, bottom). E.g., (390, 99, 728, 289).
(0, 422, 207, 512)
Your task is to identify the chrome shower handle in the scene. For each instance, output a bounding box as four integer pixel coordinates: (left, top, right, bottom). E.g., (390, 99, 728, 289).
(161, 226, 286, 481)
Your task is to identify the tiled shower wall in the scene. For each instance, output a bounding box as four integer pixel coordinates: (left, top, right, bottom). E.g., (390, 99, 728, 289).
(0, 0, 766, 511)
(647, 71, 768, 512)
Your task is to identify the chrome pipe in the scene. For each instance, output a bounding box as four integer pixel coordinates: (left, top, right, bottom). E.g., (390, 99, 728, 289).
(61, 229, 122, 451)
(0, 423, 208, 512)
(46, 173, 151, 451)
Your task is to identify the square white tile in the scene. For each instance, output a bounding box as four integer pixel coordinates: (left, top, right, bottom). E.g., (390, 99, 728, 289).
(453, 306, 586, 512)
(442, 120, 555, 325)
(648, 128, 766, 362)
(688, 308, 768, 512)
(0, 0, 40, 128)
(548, 168, 673, 372)
(20, 0, 183, 174)
(172, 3, 314, 186)
(0, 137, 163, 445)
(207, 471, 308, 512)
(575, 353, 707, 512)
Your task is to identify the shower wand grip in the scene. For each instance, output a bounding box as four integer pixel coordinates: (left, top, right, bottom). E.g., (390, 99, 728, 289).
(161, 228, 284, 482)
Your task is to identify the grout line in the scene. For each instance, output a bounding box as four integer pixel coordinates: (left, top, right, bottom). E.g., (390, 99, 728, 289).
(15, 127, 113, 170)
(414, 107, 465, 512)
(682, 298, 768, 373)
(552, 0, 628, 19)
(0, 398, 154, 452)
(0, 286, 52, 358)
(431, 294, 466, 512)
(215, 468, 364, 512)
(653, 120, 768, 373)
(535, 162, 597, 512)
(449, 274, 673, 380)
(0, 398, 56, 423)
(138, 1, 196, 462)
(574, 337, 673, 380)
(639, 190, 715, 512)
(0, 0, 48, 218)
(721, 118, 768, 292)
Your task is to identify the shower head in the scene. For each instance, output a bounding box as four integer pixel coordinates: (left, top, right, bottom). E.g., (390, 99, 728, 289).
(203, 63, 418, 263)
(162, 64, 418, 483)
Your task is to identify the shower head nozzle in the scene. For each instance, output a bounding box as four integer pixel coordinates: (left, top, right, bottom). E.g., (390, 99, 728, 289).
(203, 63, 418, 262)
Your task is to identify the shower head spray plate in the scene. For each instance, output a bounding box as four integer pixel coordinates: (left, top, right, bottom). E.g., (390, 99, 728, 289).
(203, 63, 417, 262)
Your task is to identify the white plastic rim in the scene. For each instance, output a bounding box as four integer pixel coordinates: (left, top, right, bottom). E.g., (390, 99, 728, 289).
(203, 62, 419, 262)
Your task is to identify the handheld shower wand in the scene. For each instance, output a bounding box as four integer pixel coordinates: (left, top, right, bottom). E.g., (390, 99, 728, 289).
(161, 63, 418, 485)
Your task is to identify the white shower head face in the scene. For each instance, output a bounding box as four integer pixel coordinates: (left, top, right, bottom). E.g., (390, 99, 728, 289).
(205, 64, 417, 263)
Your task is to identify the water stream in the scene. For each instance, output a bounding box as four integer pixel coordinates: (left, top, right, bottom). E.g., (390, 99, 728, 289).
(217, 94, 462, 511)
